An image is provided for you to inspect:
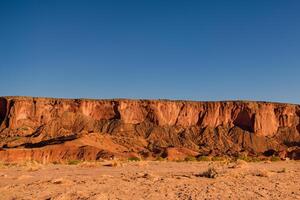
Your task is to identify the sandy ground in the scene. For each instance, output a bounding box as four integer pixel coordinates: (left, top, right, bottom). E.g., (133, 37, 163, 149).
(0, 160, 299, 200)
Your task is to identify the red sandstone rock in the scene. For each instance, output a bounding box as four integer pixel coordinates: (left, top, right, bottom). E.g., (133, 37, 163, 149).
(0, 96, 299, 162)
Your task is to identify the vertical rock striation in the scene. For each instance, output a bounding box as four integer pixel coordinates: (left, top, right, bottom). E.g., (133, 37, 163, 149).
(0, 96, 299, 162)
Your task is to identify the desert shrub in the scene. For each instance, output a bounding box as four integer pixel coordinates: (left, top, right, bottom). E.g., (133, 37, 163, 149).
(17, 127, 28, 131)
(236, 155, 263, 162)
(184, 156, 197, 162)
(211, 156, 225, 161)
(79, 161, 100, 168)
(229, 159, 248, 169)
(52, 161, 60, 165)
(102, 160, 122, 167)
(156, 156, 165, 161)
(128, 157, 141, 162)
(67, 160, 81, 165)
(250, 157, 263, 162)
(237, 155, 252, 162)
(0, 162, 8, 169)
(197, 156, 211, 161)
(20, 160, 43, 171)
(253, 169, 270, 177)
(198, 167, 218, 178)
(277, 168, 287, 173)
(270, 156, 281, 162)
(175, 159, 185, 162)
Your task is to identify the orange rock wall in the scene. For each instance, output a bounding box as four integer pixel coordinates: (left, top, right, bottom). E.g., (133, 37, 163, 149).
(0, 97, 300, 161)
(0, 97, 299, 137)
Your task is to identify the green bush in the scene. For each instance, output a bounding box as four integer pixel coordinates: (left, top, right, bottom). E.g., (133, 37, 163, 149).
(270, 156, 281, 162)
(211, 156, 225, 161)
(197, 156, 211, 162)
(184, 156, 197, 162)
(237, 155, 253, 162)
(250, 157, 263, 162)
(128, 157, 141, 162)
(67, 160, 81, 165)
(156, 156, 165, 161)
(175, 159, 185, 162)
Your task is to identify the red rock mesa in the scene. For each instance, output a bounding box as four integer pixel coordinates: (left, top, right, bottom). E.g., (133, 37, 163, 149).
(0, 97, 299, 162)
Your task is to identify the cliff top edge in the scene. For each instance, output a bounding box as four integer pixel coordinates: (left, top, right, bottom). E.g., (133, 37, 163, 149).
(0, 96, 299, 106)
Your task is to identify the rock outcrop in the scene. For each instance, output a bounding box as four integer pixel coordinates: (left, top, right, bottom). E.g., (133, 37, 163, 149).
(0, 96, 299, 162)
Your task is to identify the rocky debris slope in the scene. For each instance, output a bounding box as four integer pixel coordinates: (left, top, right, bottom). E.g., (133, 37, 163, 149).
(0, 96, 299, 162)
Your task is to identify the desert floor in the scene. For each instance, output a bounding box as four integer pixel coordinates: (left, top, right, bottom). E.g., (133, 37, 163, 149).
(0, 160, 299, 200)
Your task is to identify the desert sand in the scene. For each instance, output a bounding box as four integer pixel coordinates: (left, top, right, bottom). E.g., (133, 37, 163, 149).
(1, 97, 299, 199)
(0, 160, 299, 200)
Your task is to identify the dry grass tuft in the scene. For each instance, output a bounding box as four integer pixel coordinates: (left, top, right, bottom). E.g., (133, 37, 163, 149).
(102, 160, 122, 167)
(277, 168, 287, 173)
(67, 160, 81, 165)
(253, 169, 270, 177)
(0, 161, 10, 169)
(128, 157, 141, 162)
(229, 159, 248, 169)
(197, 156, 211, 161)
(78, 161, 100, 168)
(270, 156, 281, 162)
(197, 167, 219, 178)
(133, 160, 149, 167)
(211, 156, 226, 162)
(155, 156, 166, 161)
(12, 160, 44, 172)
(184, 156, 197, 162)
(0, 160, 42, 173)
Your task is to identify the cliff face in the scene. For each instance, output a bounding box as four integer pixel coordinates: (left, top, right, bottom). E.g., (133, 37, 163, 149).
(0, 97, 299, 162)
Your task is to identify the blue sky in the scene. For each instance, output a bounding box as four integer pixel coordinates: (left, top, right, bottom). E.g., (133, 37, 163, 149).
(0, 0, 300, 103)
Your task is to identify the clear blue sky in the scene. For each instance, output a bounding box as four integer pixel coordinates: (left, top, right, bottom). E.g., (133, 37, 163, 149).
(1, 0, 300, 103)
